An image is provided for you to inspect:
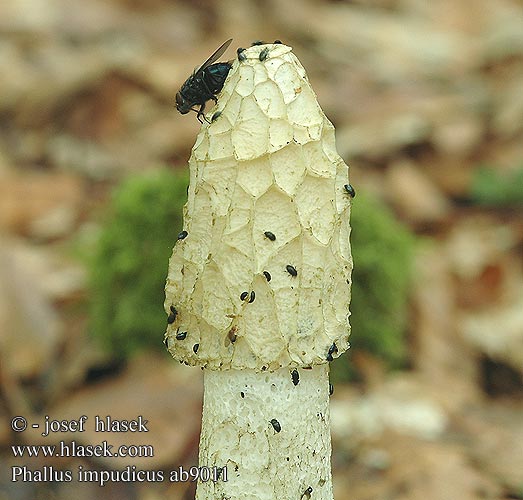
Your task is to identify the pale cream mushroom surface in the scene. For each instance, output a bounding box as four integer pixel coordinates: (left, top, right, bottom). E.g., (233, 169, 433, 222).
(165, 41, 353, 500)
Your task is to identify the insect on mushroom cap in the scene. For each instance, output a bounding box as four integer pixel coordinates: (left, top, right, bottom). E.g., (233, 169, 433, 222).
(175, 39, 233, 122)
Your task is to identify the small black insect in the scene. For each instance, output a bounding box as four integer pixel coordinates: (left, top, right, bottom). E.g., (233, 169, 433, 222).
(274, 39, 282, 44)
(251, 40, 264, 46)
(291, 369, 299, 386)
(237, 47, 247, 62)
(259, 47, 269, 61)
(249, 291, 256, 303)
(329, 383, 334, 396)
(301, 486, 313, 499)
(264, 231, 276, 241)
(167, 305, 178, 324)
(240, 291, 249, 301)
(326, 343, 338, 362)
(263, 271, 272, 282)
(193, 343, 200, 353)
(240, 391, 245, 398)
(211, 110, 222, 122)
(228, 326, 238, 343)
(176, 39, 233, 123)
(270, 418, 281, 432)
(176, 331, 187, 340)
(344, 184, 356, 198)
(177, 230, 188, 240)
(286, 265, 298, 277)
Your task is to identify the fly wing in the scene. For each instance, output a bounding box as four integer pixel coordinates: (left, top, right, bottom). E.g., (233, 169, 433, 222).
(194, 39, 233, 76)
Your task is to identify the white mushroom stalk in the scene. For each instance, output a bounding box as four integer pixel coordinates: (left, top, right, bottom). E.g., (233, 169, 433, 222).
(165, 42, 353, 500)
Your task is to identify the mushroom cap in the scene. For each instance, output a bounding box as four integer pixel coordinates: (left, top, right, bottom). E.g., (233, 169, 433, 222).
(165, 43, 352, 370)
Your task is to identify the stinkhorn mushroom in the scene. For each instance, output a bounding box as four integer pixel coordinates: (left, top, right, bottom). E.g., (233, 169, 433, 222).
(165, 41, 353, 500)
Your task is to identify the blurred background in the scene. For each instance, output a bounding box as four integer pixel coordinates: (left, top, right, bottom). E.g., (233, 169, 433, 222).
(1, 0, 522, 499)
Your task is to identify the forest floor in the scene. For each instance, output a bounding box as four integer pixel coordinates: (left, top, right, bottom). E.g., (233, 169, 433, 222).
(1, 0, 522, 499)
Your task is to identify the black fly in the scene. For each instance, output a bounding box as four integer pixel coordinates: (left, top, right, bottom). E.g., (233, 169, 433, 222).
(237, 47, 247, 62)
(344, 184, 356, 198)
(176, 39, 233, 123)
(286, 264, 298, 277)
(291, 369, 299, 386)
(270, 418, 281, 432)
(167, 305, 177, 324)
(259, 47, 269, 61)
(326, 343, 338, 362)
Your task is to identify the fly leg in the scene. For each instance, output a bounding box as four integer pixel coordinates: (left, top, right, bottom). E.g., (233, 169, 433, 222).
(196, 103, 212, 123)
(200, 95, 218, 123)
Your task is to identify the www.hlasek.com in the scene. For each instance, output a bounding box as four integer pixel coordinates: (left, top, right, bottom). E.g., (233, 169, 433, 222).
(12, 440, 153, 459)
(12, 465, 228, 487)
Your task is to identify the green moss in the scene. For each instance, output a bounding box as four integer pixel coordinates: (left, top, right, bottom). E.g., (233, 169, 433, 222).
(331, 192, 415, 382)
(89, 171, 414, 373)
(88, 169, 188, 358)
(471, 166, 523, 206)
